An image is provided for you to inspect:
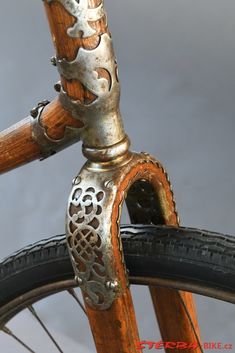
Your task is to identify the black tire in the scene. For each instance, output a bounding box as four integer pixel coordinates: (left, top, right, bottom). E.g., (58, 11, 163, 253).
(0, 224, 235, 324)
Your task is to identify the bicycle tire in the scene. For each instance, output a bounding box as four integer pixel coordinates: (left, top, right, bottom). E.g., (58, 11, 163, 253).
(0, 224, 235, 325)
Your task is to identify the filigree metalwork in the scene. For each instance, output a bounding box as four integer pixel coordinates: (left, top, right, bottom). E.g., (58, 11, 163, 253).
(67, 165, 118, 310)
(57, 33, 117, 97)
(46, 0, 127, 159)
(58, 32, 125, 151)
(66, 152, 179, 310)
(30, 101, 83, 160)
(46, 0, 106, 38)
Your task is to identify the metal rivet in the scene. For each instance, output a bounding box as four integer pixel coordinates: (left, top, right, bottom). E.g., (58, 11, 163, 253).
(54, 82, 61, 92)
(51, 56, 57, 66)
(30, 100, 50, 118)
(39, 99, 50, 106)
(105, 280, 118, 291)
(104, 179, 114, 189)
(75, 276, 83, 285)
(73, 176, 81, 185)
(30, 107, 38, 118)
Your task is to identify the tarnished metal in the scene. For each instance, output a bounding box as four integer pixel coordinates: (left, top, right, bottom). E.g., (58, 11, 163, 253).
(46, 0, 106, 39)
(66, 152, 179, 310)
(58, 32, 126, 157)
(30, 100, 50, 119)
(66, 159, 123, 310)
(57, 34, 117, 97)
(46, 0, 128, 161)
(82, 135, 130, 162)
(30, 101, 83, 160)
(45, 0, 179, 312)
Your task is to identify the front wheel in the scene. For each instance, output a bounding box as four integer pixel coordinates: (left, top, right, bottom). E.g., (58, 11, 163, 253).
(1, 224, 235, 327)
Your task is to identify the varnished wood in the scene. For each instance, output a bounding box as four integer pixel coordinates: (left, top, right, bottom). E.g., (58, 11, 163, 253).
(41, 97, 83, 139)
(0, 117, 40, 174)
(125, 160, 201, 353)
(44, 2, 142, 353)
(130, 161, 201, 353)
(43, 2, 202, 353)
(142, 163, 201, 353)
(150, 288, 200, 352)
(44, 0, 107, 103)
(0, 98, 83, 174)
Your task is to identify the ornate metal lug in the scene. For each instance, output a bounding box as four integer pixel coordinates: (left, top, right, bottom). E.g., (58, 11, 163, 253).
(57, 31, 127, 158)
(30, 100, 50, 118)
(46, 0, 106, 39)
(46, 0, 128, 162)
(30, 100, 83, 160)
(66, 152, 179, 310)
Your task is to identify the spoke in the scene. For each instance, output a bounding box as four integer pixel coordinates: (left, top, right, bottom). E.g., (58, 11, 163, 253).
(28, 305, 63, 353)
(68, 288, 87, 316)
(2, 326, 36, 353)
(177, 292, 204, 353)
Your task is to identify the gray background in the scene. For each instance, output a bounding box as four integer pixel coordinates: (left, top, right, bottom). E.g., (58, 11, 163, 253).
(0, 0, 234, 352)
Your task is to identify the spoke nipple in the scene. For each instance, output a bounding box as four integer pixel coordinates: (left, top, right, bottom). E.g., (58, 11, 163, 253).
(75, 276, 83, 285)
(105, 280, 119, 291)
(51, 56, 57, 66)
(54, 81, 61, 92)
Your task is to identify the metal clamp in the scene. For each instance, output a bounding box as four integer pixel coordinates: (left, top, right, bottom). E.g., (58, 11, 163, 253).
(30, 100, 83, 160)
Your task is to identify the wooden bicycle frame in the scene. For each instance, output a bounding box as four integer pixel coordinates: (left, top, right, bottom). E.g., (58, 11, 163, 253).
(0, 1, 202, 352)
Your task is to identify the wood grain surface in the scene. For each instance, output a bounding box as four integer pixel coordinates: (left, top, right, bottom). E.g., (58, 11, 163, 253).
(0, 98, 83, 174)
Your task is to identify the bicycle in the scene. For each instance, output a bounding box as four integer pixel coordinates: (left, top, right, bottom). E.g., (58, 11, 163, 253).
(0, 1, 235, 352)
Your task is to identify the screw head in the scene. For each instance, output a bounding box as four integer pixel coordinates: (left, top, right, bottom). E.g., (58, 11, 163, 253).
(30, 107, 38, 118)
(54, 82, 61, 92)
(51, 56, 57, 66)
(73, 176, 81, 186)
(106, 280, 119, 291)
(75, 276, 83, 285)
(104, 179, 114, 189)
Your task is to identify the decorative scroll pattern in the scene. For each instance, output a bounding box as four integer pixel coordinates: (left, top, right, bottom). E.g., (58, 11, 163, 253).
(46, 0, 106, 38)
(66, 172, 118, 310)
(67, 186, 105, 279)
(46, 0, 124, 149)
(58, 32, 121, 149)
(57, 33, 117, 98)
(66, 153, 179, 310)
